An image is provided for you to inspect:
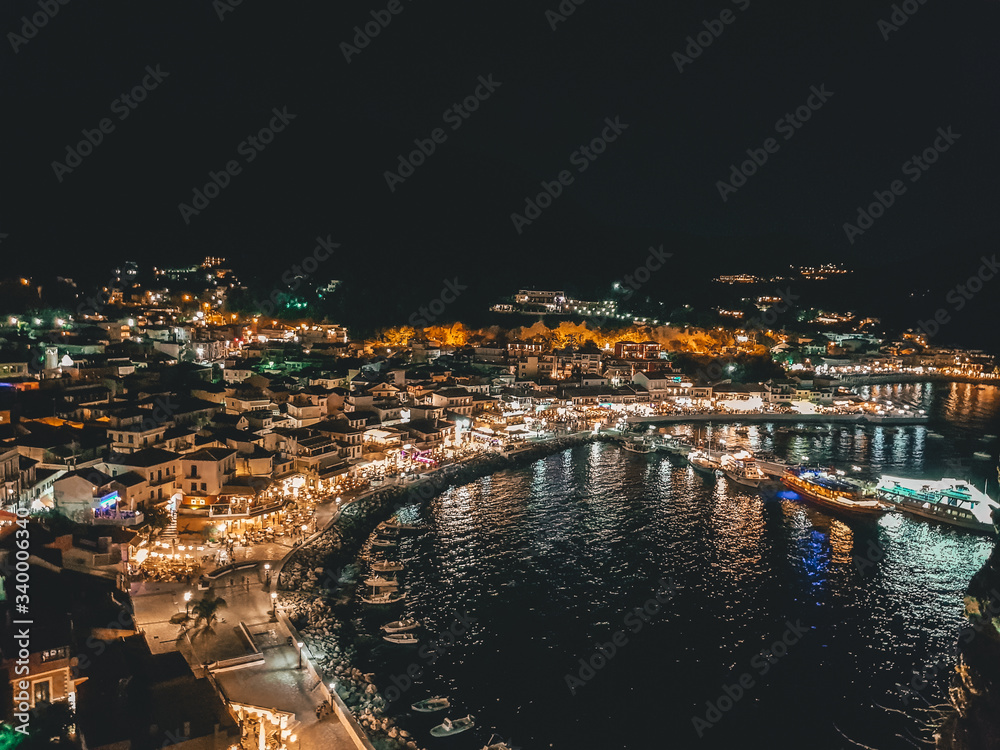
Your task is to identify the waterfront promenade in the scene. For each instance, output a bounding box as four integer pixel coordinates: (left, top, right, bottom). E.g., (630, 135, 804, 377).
(132, 499, 361, 750)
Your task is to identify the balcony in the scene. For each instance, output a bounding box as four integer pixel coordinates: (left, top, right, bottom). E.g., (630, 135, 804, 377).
(93, 508, 145, 527)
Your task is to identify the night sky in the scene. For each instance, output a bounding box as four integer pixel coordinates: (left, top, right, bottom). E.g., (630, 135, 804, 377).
(2, 1, 998, 343)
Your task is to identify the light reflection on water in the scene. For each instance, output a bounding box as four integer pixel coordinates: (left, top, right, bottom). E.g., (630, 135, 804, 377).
(355, 383, 999, 750)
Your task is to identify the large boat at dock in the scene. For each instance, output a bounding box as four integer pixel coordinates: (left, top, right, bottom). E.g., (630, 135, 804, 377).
(720, 451, 768, 488)
(780, 467, 886, 517)
(688, 449, 722, 475)
(876, 476, 999, 534)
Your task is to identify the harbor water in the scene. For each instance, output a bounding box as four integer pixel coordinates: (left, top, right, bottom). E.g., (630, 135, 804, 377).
(346, 382, 1000, 749)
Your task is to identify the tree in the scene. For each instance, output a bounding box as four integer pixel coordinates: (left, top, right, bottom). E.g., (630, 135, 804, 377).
(143, 504, 170, 532)
(190, 590, 228, 632)
(24, 700, 75, 748)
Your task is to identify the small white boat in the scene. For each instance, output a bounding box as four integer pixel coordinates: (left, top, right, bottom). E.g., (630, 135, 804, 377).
(382, 617, 420, 633)
(361, 591, 406, 605)
(973, 451, 992, 460)
(983, 434, 998, 440)
(430, 715, 474, 737)
(372, 560, 404, 573)
(927, 432, 944, 439)
(383, 632, 419, 646)
(622, 440, 654, 454)
(364, 576, 399, 588)
(383, 518, 422, 532)
(411, 697, 449, 713)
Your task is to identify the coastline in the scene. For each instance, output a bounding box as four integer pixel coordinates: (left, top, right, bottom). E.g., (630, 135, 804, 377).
(276, 431, 609, 749)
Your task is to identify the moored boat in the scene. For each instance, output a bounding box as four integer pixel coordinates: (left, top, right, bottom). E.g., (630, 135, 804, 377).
(973, 451, 992, 460)
(780, 467, 886, 516)
(382, 617, 420, 633)
(361, 591, 406, 605)
(876, 475, 999, 534)
(383, 632, 419, 646)
(688, 449, 721, 475)
(372, 536, 397, 548)
(363, 576, 399, 588)
(430, 715, 475, 738)
(622, 440, 654, 454)
(411, 697, 450, 713)
(372, 560, 404, 573)
(720, 451, 767, 488)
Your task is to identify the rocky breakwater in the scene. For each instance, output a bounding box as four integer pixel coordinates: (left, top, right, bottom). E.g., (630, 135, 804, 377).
(937, 538, 1000, 749)
(278, 524, 344, 591)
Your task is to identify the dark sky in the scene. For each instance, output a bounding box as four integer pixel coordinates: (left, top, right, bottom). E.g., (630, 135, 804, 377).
(2, 1, 998, 341)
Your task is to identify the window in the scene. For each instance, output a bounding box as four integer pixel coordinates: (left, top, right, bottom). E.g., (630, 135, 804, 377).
(191, 483, 196, 491)
(41, 648, 66, 663)
(33, 680, 50, 704)
(201, 483, 206, 491)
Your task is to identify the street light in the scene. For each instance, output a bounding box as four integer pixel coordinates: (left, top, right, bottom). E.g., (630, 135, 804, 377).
(270, 591, 277, 616)
(297, 641, 305, 670)
(264, 563, 271, 585)
(184, 591, 192, 616)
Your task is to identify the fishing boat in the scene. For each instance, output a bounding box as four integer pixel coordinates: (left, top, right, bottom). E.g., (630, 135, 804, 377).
(376, 522, 400, 536)
(430, 715, 475, 738)
(780, 467, 886, 517)
(876, 475, 999, 534)
(622, 440, 654, 455)
(411, 697, 450, 713)
(973, 452, 992, 460)
(371, 536, 397, 548)
(363, 576, 399, 588)
(360, 590, 406, 605)
(372, 560, 404, 573)
(720, 451, 767, 489)
(382, 617, 420, 633)
(383, 632, 419, 646)
(688, 449, 722, 475)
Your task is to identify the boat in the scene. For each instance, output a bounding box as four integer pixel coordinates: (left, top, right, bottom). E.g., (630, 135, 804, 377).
(688, 449, 721, 475)
(482, 735, 515, 750)
(371, 537, 397, 548)
(780, 467, 886, 517)
(411, 697, 450, 713)
(360, 591, 406, 605)
(876, 475, 999, 534)
(430, 715, 475, 738)
(372, 560, 404, 573)
(735, 426, 749, 435)
(983, 434, 999, 440)
(376, 522, 400, 536)
(383, 632, 419, 646)
(927, 432, 944, 439)
(973, 452, 992, 460)
(622, 440, 654, 455)
(363, 576, 399, 588)
(382, 617, 420, 633)
(720, 451, 768, 489)
(382, 518, 423, 532)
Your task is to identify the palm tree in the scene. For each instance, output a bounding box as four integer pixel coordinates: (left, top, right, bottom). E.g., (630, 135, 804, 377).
(190, 589, 228, 633)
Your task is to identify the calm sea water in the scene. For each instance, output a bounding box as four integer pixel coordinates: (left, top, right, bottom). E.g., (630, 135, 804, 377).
(353, 382, 1000, 750)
